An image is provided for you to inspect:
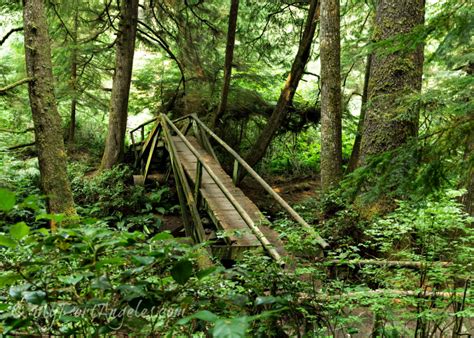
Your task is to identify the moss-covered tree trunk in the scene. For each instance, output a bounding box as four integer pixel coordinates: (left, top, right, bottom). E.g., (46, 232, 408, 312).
(357, 0, 424, 166)
(100, 0, 138, 169)
(23, 0, 76, 216)
(242, 0, 320, 173)
(320, 0, 342, 192)
(211, 0, 239, 129)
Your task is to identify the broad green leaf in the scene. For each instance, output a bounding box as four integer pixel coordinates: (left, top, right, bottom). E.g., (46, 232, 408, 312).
(194, 310, 219, 322)
(91, 276, 112, 290)
(10, 222, 30, 240)
(58, 275, 84, 285)
(151, 231, 174, 241)
(20, 195, 41, 211)
(9, 284, 31, 299)
(170, 259, 193, 285)
(177, 310, 219, 325)
(132, 255, 155, 266)
(212, 317, 249, 338)
(196, 267, 218, 279)
(35, 213, 65, 222)
(0, 272, 21, 288)
(23, 291, 46, 305)
(0, 188, 15, 212)
(0, 235, 16, 248)
(255, 296, 285, 306)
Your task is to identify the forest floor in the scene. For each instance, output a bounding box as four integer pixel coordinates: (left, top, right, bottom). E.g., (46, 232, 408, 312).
(241, 174, 320, 215)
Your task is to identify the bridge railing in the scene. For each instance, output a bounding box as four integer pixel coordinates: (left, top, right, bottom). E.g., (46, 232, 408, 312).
(129, 113, 328, 250)
(171, 114, 329, 250)
(161, 114, 284, 265)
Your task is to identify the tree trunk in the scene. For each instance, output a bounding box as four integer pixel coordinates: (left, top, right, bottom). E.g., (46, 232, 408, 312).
(211, 0, 240, 129)
(346, 54, 372, 173)
(357, 0, 425, 166)
(100, 0, 139, 170)
(22, 0, 76, 216)
(320, 0, 342, 192)
(68, 2, 78, 144)
(241, 0, 320, 175)
(463, 129, 474, 217)
(461, 62, 474, 217)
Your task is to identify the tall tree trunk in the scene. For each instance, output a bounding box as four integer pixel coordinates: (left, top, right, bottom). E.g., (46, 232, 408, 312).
(242, 0, 320, 174)
(461, 62, 474, 217)
(463, 129, 474, 217)
(357, 0, 425, 166)
(346, 54, 372, 173)
(320, 0, 342, 192)
(211, 0, 239, 129)
(23, 0, 76, 216)
(68, 2, 78, 143)
(100, 0, 139, 170)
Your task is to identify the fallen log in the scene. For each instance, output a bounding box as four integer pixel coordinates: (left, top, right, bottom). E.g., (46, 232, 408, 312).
(316, 259, 455, 269)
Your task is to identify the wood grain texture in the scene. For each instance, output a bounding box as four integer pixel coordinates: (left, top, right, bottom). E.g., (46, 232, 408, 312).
(172, 135, 284, 255)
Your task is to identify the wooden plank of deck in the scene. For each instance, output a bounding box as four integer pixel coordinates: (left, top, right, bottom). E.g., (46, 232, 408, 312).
(171, 135, 285, 255)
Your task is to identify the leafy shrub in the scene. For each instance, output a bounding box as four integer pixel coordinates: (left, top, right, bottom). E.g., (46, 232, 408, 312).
(69, 164, 173, 232)
(0, 190, 214, 335)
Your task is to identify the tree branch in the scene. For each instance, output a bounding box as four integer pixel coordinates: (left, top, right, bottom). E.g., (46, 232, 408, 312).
(184, 0, 220, 34)
(6, 142, 36, 151)
(0, 78, 32, 95)
(0, 127, 34, 134)
(0, 27, 23, 46)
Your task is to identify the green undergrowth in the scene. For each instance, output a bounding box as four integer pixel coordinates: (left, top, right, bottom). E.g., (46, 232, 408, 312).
(69, 164, 178, 233)
(258, 126, 355, 177)
(1, 154, 473, 336)
(1, 184, 473, 335)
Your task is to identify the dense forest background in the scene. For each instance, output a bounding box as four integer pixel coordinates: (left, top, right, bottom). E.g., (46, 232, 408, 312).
(0, 0, 472, 336)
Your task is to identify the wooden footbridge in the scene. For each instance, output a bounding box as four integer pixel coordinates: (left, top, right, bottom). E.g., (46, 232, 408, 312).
(129, 114, 328, 265)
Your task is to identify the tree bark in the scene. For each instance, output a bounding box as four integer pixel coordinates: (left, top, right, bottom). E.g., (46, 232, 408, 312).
(461, 62, 474, 217)
(242, 0, 320, 175)
(68, 2, 78, 144)
(22, 0, 76, 216)
(100, 0, 139, 169)
(462, 129, 474, 217)
(320, 0, 342, 192)
(211, 0, 240, 129)
(357, 0, 425, 166)
(346, 54, 372, 173)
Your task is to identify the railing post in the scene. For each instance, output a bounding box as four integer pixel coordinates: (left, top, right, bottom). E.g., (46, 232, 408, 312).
(194, 162, 202, 205)
(140, 126, 145, 142)
(130, 131, 138, 166)
(143, 130, 159, 181)
(232, 159, 240, 185)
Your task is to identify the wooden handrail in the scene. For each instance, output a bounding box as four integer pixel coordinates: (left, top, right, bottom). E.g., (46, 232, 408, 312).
(129, 117, 158, 134)
(180, 114, 329, 249)
(162, 114, 285, 266)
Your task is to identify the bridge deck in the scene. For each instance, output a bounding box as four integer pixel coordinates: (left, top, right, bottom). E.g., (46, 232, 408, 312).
(172, 135, 284, 258)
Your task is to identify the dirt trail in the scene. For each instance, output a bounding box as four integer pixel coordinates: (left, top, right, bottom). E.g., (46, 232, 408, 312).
(240, 174, 321, 216)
